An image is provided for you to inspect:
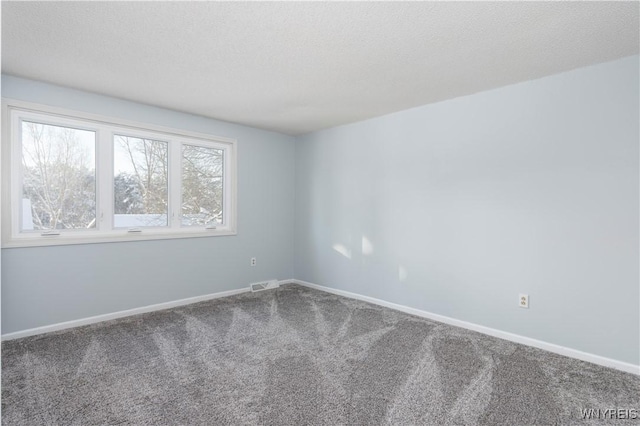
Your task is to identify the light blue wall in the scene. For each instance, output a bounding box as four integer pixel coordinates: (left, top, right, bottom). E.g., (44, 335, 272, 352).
(294, 56, 640, 365)
(1, 75, 296, 334)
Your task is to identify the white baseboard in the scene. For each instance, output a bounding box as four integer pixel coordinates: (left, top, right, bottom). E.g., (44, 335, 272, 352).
(4, 278, 637, 376)
(1, 286, 251, 341)
(289, 279, 640, 376)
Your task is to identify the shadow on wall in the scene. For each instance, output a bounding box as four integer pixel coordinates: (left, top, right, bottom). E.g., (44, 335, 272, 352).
(331, 235, 409, 284)
(332, 243, 352, 259)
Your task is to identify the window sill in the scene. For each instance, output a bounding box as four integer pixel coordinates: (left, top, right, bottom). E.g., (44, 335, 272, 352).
(1, 228, 237, 248)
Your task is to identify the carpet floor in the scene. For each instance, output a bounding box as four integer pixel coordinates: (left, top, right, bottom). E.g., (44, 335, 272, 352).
(2, 284, 639, 425)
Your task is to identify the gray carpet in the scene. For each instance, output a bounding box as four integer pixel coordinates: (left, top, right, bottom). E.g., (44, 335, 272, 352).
(2, 284, 639, 425)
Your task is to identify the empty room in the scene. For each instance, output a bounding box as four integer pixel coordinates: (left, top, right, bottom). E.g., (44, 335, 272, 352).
(1, 1, 639, 425)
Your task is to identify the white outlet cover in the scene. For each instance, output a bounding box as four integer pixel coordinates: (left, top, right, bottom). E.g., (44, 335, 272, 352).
(519, 294, 529, 309)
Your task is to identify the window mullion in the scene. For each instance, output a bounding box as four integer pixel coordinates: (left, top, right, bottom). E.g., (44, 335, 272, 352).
(97, 127, 114, 232)
(169, 140, 182, 229)
(10, 113, 23, 238)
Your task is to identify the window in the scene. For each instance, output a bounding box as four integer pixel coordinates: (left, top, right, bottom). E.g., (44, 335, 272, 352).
(181, 144, 224, 227)
(113, 135, 169, 228)
(3, 100, 237, 247)
(20, 121, 97, 232)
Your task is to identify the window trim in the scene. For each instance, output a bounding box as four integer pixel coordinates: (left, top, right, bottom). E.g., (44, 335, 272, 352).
(2, 98, 238, 248)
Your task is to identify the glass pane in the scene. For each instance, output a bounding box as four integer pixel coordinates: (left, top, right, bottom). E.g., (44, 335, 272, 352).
(181, 144, 224, 226)
(21, 121, 96, 231)
(113, 135, 168, 227)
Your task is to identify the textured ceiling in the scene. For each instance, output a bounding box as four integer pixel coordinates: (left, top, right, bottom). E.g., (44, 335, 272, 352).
(2, 2, 639, 135)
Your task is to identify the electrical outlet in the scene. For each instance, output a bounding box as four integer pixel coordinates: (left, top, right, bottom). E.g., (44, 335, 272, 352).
(519, 294, 529, 309)
(251, 257, 257, 267)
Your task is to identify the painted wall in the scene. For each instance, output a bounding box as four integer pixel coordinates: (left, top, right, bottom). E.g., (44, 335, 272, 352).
(1, 76, 296, 334)
(294, 55, 639, 365)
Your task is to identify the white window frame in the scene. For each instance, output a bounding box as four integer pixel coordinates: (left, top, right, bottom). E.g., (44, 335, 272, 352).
(2, 99, 237, 248)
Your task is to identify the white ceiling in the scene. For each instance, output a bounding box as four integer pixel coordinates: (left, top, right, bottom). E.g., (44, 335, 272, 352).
(2, 2, 638, 136)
